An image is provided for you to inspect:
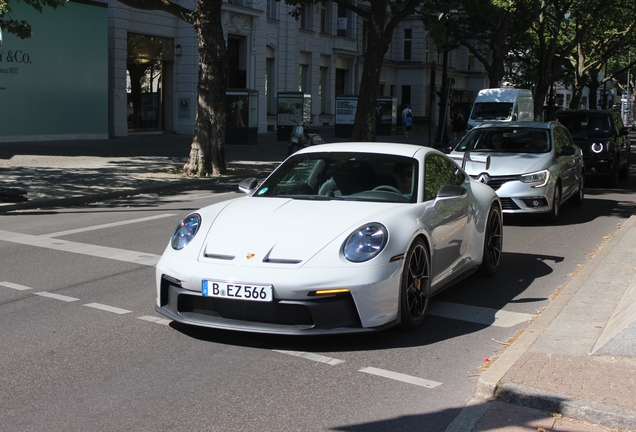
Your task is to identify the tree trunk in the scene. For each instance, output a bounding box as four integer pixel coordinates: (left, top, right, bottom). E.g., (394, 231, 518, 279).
(350, 0, 391, 142)
(182, 0, 228, 177)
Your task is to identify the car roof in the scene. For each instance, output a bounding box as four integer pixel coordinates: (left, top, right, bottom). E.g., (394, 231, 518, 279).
(295, 142, 445, 158)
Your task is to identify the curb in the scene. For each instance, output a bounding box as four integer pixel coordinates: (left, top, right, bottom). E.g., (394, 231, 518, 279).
(498, 383, 636, 431)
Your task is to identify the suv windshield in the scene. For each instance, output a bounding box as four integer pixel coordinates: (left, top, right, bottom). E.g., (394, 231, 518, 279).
(254, 152, 418, 203)
(456, 128, 551, 153)
(555, 113, 611, 137)
(470, 102, 514, 121)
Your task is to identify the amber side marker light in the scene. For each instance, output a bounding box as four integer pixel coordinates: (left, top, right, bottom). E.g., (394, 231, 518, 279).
(313, 288, 350, 296)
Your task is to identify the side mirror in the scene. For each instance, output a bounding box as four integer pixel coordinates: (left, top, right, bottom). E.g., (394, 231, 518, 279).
(238, 178, 259, 195)
(558, 146, 576, 156)
(436, 184, 467, 201)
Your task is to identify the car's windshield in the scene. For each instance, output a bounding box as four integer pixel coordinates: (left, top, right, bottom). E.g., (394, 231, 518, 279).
(254, 152, 418, 203)
(455, 128, 551, 154)
(470, 102, 514, 121)
(555, 113, 611, 137)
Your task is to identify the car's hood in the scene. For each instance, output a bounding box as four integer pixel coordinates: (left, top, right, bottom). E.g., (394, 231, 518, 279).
(201, 197, 398, 265)
(451, 151, 552, 176)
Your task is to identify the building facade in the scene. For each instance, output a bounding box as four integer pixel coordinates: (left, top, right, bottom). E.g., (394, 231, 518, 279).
(1, 0, 489, 141)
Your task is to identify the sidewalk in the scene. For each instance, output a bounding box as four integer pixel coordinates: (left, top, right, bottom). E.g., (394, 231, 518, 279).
(1, 131, 635, 431)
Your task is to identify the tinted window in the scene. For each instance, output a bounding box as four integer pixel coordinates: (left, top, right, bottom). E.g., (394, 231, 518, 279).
(424, 154, 464, 201)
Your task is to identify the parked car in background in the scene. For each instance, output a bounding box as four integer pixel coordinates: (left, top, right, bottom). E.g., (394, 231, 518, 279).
(554, 110, 630, 186)
(156, 143, 503, 334)
(449, 122, 585, 222)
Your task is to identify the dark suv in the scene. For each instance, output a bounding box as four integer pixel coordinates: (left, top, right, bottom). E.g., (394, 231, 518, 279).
(554, 110, 630, 186)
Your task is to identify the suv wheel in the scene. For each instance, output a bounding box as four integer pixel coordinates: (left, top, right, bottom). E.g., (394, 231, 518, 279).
(608, 159, 620, 187)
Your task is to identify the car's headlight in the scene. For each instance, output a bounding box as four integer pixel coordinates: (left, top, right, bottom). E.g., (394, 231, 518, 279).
(343, 223, 387, 262)
(591, 142, 604, 153)
(171, 214, 201, 250)
(520, 170, 549, 187)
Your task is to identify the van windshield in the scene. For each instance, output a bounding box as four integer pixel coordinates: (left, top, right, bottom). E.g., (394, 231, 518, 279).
(471, 102, 513, 121)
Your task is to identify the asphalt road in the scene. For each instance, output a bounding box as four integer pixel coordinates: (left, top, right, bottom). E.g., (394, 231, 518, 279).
(1, 167, 634, 431)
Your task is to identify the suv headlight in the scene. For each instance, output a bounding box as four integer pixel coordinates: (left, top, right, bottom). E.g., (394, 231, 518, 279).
(591, 142, 604, 153)
(171, 214, 201, 250)
(343, 223, 387, 262)
(520, 170, 549, 187)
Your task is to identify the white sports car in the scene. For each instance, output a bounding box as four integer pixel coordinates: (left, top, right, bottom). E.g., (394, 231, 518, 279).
(155, 143, 503, 335)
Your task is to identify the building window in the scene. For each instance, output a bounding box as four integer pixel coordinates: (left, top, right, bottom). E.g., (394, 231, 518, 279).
(266, 57, 276, 114)
(336, 68, 347, 95)
(299, 64, 309, 92)
(468, 52, 475, 71)
(320, 1, 332, 34)
(319, 66, 328, 113)
(267, 0, 278, 19)
(404, 29, 412, 61)
(402, 85, 411, 106)
(301, 5, 313, 31)
(337, 2, 353, 38)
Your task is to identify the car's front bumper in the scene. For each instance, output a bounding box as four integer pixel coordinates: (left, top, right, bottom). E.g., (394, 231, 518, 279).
(155, 255, 403, 335)
(583, 153, 615, 177)
(472, 176, 554, 214)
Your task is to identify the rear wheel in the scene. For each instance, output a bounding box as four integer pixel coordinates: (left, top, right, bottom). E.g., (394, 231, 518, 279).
(479, 205, 503, 276)
(399, 238, 430, 330)
(608, 158, 620, 187)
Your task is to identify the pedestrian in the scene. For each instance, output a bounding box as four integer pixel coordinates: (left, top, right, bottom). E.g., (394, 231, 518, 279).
(405, 112, 413, 138)
(452, 110, 465, 140)
(402, 104, 412, 125)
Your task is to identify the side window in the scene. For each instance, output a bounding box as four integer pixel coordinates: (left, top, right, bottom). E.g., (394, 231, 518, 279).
(424, 155, 464, 201)
(554, 127, 570, 152)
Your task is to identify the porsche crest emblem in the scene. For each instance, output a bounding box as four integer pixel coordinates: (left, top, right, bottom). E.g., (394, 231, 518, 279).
(246, 253, 255, 260)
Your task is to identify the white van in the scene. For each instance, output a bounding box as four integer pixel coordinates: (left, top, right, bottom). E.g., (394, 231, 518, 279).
(467, 88, 534, 130)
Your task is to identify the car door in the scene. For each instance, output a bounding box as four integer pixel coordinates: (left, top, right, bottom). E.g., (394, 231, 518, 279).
(422, 154, 470, 291)
(554, 126, 577, 199)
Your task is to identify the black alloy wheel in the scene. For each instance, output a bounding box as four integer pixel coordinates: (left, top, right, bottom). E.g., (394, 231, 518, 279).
(399, 238, 430, 330)
(479, 205, 503, 276)
(570, 173, 584, 206)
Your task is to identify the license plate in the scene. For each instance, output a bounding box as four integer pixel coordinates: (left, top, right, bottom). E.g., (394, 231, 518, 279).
(202, 280, 273, 302)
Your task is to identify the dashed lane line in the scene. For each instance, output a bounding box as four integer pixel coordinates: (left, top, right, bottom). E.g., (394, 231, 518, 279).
(138, 315, 172, 325)
(0, 281, 33, 291)
(273, 350, 346, 365)
(43, 214, 177, 238)
(83, 303, 131, 315)
(0, 230, 160, 266)
(34, 292, 79, 302)
(359, 367, 443, 389)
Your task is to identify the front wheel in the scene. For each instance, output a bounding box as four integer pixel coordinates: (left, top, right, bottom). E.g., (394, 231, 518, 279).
(479, 205, 503, 276)
(545, 184, 561, 222)
(399, 238, 430, 330)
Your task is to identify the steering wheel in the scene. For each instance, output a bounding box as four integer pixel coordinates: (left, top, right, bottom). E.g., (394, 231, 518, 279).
(373, 185, 403, 194)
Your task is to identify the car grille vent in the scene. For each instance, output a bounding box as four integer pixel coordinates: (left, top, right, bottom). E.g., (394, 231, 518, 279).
(203, 253, 235, 260)
(263, 258, 303, 264)
(471, 174, 519, 191)
(499, 198, 520, 210)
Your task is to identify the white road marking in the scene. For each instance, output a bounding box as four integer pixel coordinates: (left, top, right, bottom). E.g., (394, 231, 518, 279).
(0, 230, 160, 266)
(0, 281, 33, 291)
(273, 350, 345, 365)
(83, 303, 131, 315)
(43, 214, 177, 238)
(359, 367, 442, 389)
(34, 292, 79, 302)
(138, 315, 172, 325)
(428, 300, 535, 328)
